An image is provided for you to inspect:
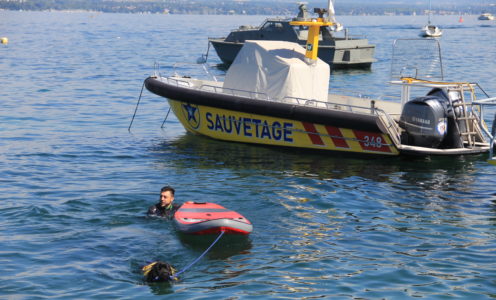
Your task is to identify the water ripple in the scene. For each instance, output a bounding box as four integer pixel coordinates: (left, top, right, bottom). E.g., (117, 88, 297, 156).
(1, 10, 496, 299)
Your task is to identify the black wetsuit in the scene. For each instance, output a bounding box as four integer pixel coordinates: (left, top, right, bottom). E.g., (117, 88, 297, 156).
(147, 203, 181, 219)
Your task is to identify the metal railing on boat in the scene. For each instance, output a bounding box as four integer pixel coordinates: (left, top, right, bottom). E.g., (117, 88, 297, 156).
(473, 98, 496, 161)
(157, 75, 404, 147)
(160, 76, 394, 115)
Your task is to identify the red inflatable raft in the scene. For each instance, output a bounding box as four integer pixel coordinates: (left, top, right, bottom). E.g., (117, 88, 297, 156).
(173, 202, 253, 235)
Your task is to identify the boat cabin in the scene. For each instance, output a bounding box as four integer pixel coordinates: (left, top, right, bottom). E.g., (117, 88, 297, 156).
(225, 19, 346, 46)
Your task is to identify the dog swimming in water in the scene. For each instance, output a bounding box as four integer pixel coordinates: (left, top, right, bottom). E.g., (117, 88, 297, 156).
(142, 261, 178, 283)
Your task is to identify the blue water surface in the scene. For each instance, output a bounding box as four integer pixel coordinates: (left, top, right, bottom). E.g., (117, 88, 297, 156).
(0, 11, 495, 299)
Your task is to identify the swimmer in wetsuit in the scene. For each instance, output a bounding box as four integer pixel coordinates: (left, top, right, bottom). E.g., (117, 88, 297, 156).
(147, 186, 181, 219)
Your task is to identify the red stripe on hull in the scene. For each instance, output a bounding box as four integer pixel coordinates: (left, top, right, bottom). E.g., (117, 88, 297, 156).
(302, 122, 325, 145)
(325, 126, 350, 148)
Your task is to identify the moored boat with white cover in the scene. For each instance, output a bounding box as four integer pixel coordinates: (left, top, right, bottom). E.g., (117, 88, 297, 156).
(142, 10, 496, 158)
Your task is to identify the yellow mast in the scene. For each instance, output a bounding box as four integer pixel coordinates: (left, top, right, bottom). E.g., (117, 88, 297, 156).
(290, 8, 333, 61)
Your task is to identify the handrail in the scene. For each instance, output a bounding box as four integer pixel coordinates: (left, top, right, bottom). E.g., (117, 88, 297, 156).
(375, 108, 402, 146)
(158, 76, 387, 117)
(390, 39, 444, 81)
(469, 96, 496, 140)
(281, 95, 385, 115)
(199, 84, 270, 100)
(489, 114, 496, 160)
(473, 97, 496, 105)
(172, 62, 219, 82)
(153, 61, 161, 78)
(390, 79, 477, 89)
(158, 76, 193, 88)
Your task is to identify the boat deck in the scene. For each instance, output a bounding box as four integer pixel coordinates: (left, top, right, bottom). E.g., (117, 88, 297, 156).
(168, 75, 401, 118)
(326, 94, 401, 119)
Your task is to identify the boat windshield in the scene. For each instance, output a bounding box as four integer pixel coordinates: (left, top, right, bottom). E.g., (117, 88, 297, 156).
(292, 25, 324, 41)
(261, 21, 285, 32)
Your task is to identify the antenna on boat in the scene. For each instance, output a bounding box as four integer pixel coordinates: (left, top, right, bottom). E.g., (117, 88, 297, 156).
(427, 0, 432, 25)
(290, 7, 333, 63)
(326, 0, 337, 24)
(327, 0, 342, 31)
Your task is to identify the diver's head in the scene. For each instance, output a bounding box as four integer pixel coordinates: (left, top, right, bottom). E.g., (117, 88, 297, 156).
(142, 261, 177, 283)
(159, 186, 175, 207)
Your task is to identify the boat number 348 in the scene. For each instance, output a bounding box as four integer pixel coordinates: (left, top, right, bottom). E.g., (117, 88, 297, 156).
(363, 135, 383, 148)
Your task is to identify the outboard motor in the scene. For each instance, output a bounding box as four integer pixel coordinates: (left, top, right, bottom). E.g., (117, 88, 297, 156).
(399, 94, 449, 148)
(400, 87, 465, 149)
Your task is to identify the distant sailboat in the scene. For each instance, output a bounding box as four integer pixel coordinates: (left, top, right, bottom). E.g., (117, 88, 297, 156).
(420, 0, 443, 37)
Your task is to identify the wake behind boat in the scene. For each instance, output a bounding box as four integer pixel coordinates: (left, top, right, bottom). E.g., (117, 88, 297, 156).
(142, 8, 496, 158)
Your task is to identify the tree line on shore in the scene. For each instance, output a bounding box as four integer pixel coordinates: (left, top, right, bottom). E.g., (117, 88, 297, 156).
(0, 0, 493, 15)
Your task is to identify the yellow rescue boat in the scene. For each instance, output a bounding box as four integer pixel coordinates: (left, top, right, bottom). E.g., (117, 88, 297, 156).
(142, 7, 496, 157)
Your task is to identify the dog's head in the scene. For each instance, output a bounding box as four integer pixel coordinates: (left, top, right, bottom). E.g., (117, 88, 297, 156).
(142, 261, 177, 283)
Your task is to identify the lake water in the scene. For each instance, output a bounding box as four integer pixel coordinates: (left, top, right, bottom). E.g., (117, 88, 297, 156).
(1, 11, 495, 299)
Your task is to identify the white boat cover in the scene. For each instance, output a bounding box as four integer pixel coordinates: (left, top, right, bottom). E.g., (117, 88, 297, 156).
(223, 40, 330, 102)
